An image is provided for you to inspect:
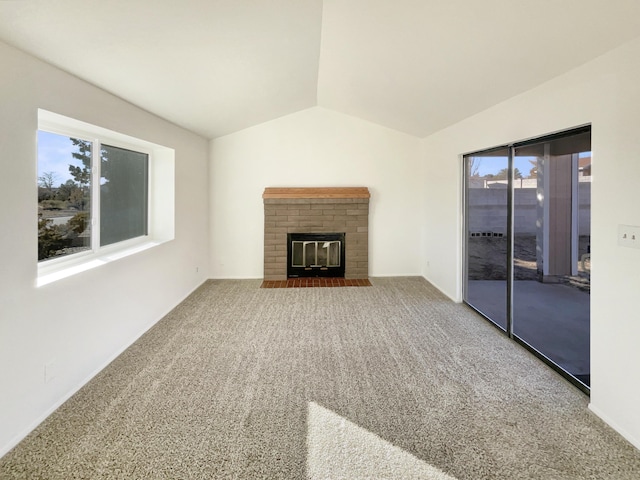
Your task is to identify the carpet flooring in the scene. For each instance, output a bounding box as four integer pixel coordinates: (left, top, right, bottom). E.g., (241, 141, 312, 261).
(1, 277, 639, 479)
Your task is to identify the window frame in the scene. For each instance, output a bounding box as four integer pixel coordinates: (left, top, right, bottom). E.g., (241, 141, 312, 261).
(37, 109, 175, 286)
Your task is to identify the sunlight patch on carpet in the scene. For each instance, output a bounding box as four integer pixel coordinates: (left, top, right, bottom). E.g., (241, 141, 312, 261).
(307, 402, 459, 480)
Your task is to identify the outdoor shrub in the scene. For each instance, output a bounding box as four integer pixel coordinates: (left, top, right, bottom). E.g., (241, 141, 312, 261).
(37, 217, 71, 260)
(68, 212, 88, 235)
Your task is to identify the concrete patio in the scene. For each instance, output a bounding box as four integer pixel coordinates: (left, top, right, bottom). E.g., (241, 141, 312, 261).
(466, 280, 590, 384)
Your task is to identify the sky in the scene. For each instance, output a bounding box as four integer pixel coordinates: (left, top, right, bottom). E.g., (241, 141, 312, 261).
(473, 152, 591, 177)
(37, 130, 85, 186)
(472, 156, 534, 177)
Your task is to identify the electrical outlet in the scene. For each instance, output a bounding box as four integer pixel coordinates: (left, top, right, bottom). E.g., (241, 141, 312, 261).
(618, 224, 640, 249)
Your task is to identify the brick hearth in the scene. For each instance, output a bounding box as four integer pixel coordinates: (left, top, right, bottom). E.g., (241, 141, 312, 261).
(260, 278, 372, 288)
(263, 187, 370, 280)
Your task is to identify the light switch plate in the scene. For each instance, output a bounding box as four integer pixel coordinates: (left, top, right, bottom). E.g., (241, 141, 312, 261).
(618, 224, 640, 249)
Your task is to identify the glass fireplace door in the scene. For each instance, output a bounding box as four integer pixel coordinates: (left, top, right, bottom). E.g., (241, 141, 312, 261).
(287, 233, 345, 278)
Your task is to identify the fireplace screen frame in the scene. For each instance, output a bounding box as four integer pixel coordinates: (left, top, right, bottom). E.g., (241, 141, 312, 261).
(287, 233, 346, 278)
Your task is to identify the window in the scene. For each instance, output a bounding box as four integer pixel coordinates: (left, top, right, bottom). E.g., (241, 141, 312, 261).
(37, 110, 175, 285)
(38, 131, 150, 260)
(37, 131, 93, 261)
(99, 144, 149, 247)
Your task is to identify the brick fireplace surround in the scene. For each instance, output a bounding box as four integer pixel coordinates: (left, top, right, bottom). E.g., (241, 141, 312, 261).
(263, 187, 370, 280)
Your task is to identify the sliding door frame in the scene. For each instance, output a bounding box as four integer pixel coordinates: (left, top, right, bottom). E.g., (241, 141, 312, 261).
(462, 125, 591, 395)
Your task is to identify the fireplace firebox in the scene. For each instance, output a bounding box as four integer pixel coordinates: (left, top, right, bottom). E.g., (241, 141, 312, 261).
(287, 233, 345, 278)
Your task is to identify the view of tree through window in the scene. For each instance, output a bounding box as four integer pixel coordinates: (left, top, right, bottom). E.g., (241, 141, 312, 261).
(38, 131, 149, 262)
(37, 131, 92, 261)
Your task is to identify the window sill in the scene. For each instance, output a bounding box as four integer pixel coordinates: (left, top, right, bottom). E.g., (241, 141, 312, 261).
(36, 240, 161, 287)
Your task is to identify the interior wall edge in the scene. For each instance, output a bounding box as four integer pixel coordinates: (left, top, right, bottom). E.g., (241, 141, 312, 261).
(0, 278, 209, 459)
(418, 274, 460, 303)
(588, 404, 640, 452)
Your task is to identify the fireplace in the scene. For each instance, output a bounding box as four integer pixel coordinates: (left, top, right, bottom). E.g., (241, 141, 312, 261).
(263, 187, 370, 280)
(287, 232, 345, 278)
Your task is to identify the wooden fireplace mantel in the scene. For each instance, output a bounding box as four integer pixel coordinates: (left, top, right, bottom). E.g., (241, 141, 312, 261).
(262, 187, 370, 199)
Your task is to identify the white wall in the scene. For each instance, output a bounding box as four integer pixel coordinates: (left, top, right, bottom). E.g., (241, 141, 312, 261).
(0, 42, 210, 456)
(209, 107, 422, 278)
(419, 37, 640, 449)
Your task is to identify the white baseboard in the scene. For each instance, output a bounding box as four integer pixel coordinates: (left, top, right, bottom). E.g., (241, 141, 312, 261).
(0, 279, 208, 459)
(588, 403, 640, 451)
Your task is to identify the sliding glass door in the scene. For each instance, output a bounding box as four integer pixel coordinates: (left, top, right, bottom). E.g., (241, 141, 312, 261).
(464, 147, 509, 331)
(464, 127, 591, 391)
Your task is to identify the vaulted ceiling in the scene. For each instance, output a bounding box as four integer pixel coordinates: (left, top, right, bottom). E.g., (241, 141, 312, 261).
(2, 0, 640, 139)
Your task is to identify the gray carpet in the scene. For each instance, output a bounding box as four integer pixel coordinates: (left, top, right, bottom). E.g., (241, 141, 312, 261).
(2, 277, 639, 479)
